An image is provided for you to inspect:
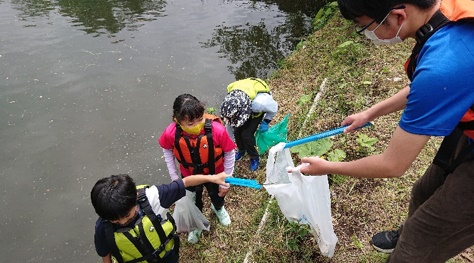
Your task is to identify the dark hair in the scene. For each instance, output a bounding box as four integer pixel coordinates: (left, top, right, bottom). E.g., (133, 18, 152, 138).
(337, 0, 436, 23)
(90, 174, 137, 221)
(172, 94, 205, 122)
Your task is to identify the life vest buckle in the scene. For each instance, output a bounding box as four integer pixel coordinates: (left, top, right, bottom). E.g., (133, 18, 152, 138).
(204, 120, 212, 130)
(137, 188, 148, 203)
(416, 23, 434, 43)
(150, 241, 169, 260)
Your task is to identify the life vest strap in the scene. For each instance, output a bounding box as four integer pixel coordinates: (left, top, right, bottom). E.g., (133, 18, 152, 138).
(406, 10, 450, 81)
(175, 153, 223, 170)
(120, 230, 153, 262)
(415, 10, 449, 44)
(204, 119, 216, 174)
(457, 120, 474, 131)
(137, 218, 156, 257)
(137, 189, 169, 243)
(135, 189, 177, 262)
(174, 124, 189, 170)
(433, 128, 474, 176)
(126, 235, 176, 263)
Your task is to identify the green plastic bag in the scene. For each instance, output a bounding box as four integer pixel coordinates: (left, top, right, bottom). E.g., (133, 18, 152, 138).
(256, 114, 290, 155)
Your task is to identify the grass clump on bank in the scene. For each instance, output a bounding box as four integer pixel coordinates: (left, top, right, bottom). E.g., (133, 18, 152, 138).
(178, 4, 472, 263)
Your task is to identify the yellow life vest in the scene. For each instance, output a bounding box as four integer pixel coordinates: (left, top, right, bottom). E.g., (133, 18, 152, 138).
(226, 77, 270, 100)
(105, 185, 177, 263)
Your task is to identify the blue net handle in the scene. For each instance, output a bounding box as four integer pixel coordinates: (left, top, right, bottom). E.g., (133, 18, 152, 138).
(284, 122, 372, 149)
(225, 177, 262, 189)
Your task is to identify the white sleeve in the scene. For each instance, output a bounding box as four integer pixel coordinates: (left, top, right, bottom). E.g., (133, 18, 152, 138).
(145, 186, 168, 218)
(252, 93, 278, 120)
(162, 148, 180, 181)
(223, 149, 235, 176)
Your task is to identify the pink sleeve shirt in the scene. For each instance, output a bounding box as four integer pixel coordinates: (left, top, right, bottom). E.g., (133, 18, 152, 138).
(158, 121, 236, 177)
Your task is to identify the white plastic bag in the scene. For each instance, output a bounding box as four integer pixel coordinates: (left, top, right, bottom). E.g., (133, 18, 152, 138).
(172, 190, 210, 233)
(264, 143, 338, 257)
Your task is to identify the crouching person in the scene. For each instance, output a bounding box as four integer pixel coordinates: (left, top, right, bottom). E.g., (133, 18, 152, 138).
(91, 173, 230, 263)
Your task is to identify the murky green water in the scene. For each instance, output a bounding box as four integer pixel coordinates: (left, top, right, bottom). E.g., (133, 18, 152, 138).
(0, 0, 324, 261)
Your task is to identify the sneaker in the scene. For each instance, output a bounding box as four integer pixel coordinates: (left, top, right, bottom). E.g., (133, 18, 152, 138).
(187, 229, 202, 244)
(371, 230, 399, 253)
(250, 158, 260, 171)
(235, 150, 246, 161)
(211, 204, 231, 226)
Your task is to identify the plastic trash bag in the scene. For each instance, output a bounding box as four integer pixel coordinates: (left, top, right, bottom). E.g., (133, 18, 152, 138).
(255, 114, 289, 155)
(172, 190, 210, 233)
(263, 142, 338, 257)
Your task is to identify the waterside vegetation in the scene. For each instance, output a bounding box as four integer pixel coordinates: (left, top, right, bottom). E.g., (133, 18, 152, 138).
(178, 3, 472, 262)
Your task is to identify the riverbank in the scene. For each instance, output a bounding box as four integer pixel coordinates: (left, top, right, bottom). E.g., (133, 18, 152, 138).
(178, 7, 472, 263)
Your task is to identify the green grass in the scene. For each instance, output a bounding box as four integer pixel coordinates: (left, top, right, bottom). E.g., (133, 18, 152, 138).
(178, 5, 473, 263)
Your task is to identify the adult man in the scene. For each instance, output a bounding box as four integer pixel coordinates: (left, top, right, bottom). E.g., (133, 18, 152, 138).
(298, 0, 474, 261)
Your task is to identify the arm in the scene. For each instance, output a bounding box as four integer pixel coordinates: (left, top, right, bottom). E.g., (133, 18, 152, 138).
(299, 126, 429, 178)
(94, 219, 114, 263)
(252, 93, 278, 121)
(217, 150, 235, 196)
(342, 86, 409, 133)
(101, 254, 112, 263)
(162, 148, 180, 181)
(156, 173, 230, 209)
(223, 150, 235, 176)
(182, 172, 230, 188)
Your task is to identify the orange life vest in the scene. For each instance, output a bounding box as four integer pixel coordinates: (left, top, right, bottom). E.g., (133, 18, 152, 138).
(404, 0, 474, 139)
(173, 114, 224, 175)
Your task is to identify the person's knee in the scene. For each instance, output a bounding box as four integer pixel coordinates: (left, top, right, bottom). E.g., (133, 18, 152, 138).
(389, 239, 420, 263)
(241, 131, 255, 141)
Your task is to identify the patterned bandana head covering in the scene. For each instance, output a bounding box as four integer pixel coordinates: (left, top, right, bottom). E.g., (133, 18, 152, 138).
(220, 90, 252, 128)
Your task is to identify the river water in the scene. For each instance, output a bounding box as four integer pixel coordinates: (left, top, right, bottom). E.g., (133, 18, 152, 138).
(0, 0, 322, 261)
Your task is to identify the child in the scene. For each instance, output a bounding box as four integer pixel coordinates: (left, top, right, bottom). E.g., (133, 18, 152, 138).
(158, 94, 236, 243)
(220, 77, 278, 171)
(91, 173, 230, 263)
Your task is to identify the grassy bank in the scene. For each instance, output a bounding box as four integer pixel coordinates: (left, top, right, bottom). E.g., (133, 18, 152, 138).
(178, 5, 473, 263)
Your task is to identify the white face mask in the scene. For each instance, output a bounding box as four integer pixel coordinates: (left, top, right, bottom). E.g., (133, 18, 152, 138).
(364, 11, 404, 45)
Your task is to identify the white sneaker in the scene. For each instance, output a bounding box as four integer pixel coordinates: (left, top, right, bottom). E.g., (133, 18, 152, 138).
(211, 204, 231, 226)
(187, 229, 202, 244)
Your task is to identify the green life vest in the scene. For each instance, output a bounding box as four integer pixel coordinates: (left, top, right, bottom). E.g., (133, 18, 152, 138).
(226, 77, 270, 100)
(104, 185, 178, 263)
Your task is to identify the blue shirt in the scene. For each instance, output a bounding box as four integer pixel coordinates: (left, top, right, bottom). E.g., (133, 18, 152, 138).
(400, 21, 474, 136)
